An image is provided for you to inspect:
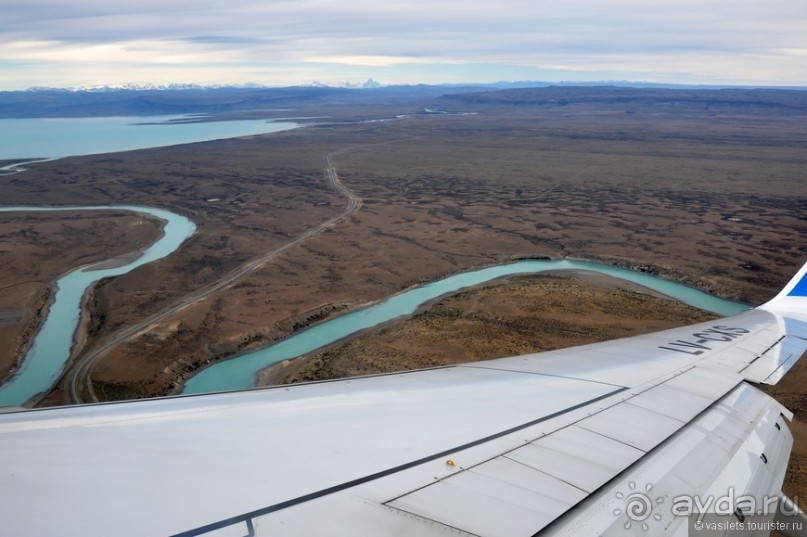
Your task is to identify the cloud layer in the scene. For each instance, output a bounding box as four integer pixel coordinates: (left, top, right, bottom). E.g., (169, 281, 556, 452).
(1, 0, 805, 88)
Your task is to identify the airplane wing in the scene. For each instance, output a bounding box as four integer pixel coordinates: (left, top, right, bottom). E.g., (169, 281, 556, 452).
(2, 263, 807, 536)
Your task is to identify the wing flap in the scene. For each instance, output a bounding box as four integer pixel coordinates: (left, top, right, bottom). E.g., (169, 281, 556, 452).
(388, 458, 586, 537)
(542, 384, 793, 536)
(576, 402, 684, 451)
(740, 334, 807, 384)
(503, 426, 644, 493)
(660, 365, 743, 399)
(380, 367, 742, 536)
(189, 376, 790, 537)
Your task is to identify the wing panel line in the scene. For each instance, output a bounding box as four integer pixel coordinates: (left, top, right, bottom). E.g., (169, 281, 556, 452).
(170, 387, 628, 537)
(457, 364, 627, 388)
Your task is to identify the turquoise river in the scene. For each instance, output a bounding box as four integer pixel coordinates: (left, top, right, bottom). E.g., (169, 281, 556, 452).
(0, 116, 750, 405)
(0, 206, 196, 406)
(182, 259, 749, 395)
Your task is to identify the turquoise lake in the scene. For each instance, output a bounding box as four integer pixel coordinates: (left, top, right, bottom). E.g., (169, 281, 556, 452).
(0, 116, 298, 160)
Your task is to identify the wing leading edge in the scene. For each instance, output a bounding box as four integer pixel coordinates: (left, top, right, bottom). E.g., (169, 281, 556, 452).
(1, 262, 807, 537)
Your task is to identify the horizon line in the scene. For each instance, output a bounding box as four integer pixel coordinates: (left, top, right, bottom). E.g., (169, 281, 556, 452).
(5, 80, 807, 93)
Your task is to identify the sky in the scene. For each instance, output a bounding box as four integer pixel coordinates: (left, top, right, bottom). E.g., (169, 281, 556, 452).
(1, 0, 806, 90)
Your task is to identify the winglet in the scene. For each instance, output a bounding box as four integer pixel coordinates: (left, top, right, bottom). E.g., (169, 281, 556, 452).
(758, 261, 807, 314)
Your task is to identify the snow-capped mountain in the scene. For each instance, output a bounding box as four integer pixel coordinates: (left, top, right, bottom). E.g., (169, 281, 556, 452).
(26, 79, 385, 92)
(25, 82, 270, 92)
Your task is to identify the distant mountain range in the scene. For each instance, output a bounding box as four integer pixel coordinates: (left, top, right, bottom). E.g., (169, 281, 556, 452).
(25, 82, 270, 93)
(24, 78, 386, 93)
(1, 83, 805, 119)
(18, 79, 807, 94)
(0, 83, 480, 118)
(436, 85, 807, 117)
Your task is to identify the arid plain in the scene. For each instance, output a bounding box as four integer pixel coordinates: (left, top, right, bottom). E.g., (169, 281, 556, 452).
(1, 87, 806, 502)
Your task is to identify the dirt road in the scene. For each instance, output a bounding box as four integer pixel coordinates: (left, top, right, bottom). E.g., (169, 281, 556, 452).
(66, 149, 362, 404)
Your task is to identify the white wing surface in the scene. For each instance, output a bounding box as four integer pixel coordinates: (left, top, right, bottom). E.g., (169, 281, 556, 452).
(2, 263, 807, 536)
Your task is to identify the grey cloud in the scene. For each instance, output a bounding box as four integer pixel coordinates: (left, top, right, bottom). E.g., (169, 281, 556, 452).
(1, 0, 805, 86)
(183, 36, 266, 45)
(1, 2, 796, 44)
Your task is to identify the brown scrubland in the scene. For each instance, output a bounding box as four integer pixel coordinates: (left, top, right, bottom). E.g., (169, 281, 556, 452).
(1, 86, 805, 504)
